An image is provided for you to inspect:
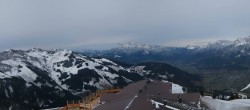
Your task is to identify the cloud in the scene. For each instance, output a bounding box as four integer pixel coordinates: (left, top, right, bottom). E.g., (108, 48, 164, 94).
(63, 35, 135, 49)
(0, 0, 250, 50)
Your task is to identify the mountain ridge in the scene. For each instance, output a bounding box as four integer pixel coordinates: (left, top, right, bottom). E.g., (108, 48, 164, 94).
(0, 48, 201, 109)
(75, 36, 250, 93)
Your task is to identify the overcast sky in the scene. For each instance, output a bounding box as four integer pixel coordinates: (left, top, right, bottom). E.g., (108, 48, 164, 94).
(0, 0, 250, 50)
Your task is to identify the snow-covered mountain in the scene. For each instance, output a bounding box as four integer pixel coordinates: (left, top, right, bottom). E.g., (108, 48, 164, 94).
(76, 36, 250, 94)
(117, 42, 166, 50)
(0, 48, 137, 109)
(0, 48, 201, 109)
(111, 42, 174, 55)
(78, 36, 250, 67)
(111, 36, 250, 53)
(188, 36, 250, 52)
(1, 49, 126, 92)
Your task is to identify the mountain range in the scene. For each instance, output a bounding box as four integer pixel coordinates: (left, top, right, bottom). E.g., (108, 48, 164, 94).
(76, 36, 250, 93)
(0, 48, 201, 109)
(2, 36, 250, 109)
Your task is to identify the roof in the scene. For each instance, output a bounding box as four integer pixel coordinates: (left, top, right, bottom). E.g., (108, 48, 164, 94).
(94, 80, 147, 110)
(94, 80, 201, 110)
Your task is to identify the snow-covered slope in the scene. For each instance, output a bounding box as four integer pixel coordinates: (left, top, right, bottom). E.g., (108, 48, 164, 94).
(0, 49, 129, 93)
(0, 49, 143, 109)
(0, 48, 202, 109)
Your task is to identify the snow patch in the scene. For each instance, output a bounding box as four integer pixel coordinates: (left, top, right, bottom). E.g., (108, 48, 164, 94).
(0, 72, 10, 79)
(1, 59, 38, 83)
(108, 65, 125, 72)
(8, 85, 13, 94)
(5, 89, 9, 98)
(114, 55, 121, 58)
(171, 83, 184, 94)
(241, 83, 250, 91)
(201, 96, 250, 110)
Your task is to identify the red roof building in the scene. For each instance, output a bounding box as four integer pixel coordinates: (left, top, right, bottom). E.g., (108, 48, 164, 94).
(94, 80, 203, 110)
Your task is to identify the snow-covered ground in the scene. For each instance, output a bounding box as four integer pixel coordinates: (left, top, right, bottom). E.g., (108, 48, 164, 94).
(232, 99, 250, 104)
(201, 96, 250, 110)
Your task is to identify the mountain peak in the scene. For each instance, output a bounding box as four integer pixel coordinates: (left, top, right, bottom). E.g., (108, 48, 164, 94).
(206, 40, 234, 49)
(117, 42, 163, 50)
(186, 36, 250, 50)
(234, 36, 250, 46)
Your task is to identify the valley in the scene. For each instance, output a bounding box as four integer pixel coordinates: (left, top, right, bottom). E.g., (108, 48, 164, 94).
(77, 36, 250, 95)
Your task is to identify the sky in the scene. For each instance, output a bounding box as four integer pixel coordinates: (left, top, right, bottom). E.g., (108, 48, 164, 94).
(0, 0, 250, 50)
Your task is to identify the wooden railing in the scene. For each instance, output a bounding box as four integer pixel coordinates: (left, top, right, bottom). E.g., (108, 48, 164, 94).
(60, 88, 121, 110)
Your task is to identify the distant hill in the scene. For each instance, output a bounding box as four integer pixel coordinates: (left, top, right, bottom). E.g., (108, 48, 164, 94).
(75, 36, 250, 93)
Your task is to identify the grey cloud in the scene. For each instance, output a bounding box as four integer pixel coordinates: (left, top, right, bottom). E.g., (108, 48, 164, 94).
(0, 0, 250, 50)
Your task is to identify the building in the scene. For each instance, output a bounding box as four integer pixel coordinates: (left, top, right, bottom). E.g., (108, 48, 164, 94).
(94, 80, 203, 110)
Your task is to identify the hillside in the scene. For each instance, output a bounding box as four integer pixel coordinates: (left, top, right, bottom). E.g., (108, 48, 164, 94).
(76, 36, 250, 92)
(0, 48, 201, 109)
